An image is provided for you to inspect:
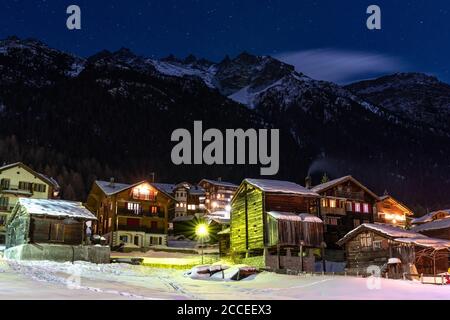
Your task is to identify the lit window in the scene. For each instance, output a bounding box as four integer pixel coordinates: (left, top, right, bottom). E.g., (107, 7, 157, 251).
(346, 202, 353, 212)
(132, 186, 154, 201)
(321, 199, 327, 207)
(127, 202, 141, 214)
(363, 203, 369, 213)
(330, 199, 336, 208)
(355, 203, 361, 212)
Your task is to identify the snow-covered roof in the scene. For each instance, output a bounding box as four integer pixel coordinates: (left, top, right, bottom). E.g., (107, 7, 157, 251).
(217, 228, 230, 235)
(199, 179, 238, 188)
(0, 162, 58, 188)
(207, 216, 230, 225)
(267, 211, 323, 223)
(172, 215, 197, 222)
(152, 183, 176, 195)
(394, 237, 450, 250)
(310, 175, 378, 199)
(411, 217, 450, 233)
(245, 179, 319, 197)
(95, 180, 133, 196)
(411, 209, 450, 224)
(208, 210, 230, 219)
(95, 180, 177, 201)
(17, 198, 96, 220)
(388, 258, 402, 264)
(189, 185, 206, 195)
(337, 223, 426, 246)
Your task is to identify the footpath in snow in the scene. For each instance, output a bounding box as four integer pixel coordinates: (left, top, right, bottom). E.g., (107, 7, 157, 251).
(1, 259, 450, 300)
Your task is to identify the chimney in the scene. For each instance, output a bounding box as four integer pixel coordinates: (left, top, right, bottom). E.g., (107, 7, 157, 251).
(305, 176, 312, 189)
(217, 177, 222, 182)
(109, 177, 115, 188)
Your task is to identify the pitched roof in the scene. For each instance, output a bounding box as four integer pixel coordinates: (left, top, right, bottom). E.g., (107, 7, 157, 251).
(337, 223, 426, 246)
(395, 237, 450, 250)
(0, 162, 58, 188)
(310, 175, 378, 199)
(411, 217, 450, 233)
(95, 180, 177, 201)
(377, 195, 413, 215)
(189, 185, 206, 195)
(207, 216, 230, 225)
(152, 183, 176, 195)
(267, 211, 323, 223)
(172, 215, 197, 222)
(245, 178, 319, 197)
(199, 179, 238, 188)
(411, 209, 450, 224)
(95, 180, 133, 196)
(15, 198, 96, 220)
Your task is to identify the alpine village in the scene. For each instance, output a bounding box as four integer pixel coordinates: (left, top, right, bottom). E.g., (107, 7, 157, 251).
(1, 161, 449, 284)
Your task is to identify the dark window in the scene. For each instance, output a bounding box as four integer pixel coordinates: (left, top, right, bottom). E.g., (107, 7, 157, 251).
(0, 214, 6, 226)
(0, 179, 10, 189)
(18, 181, 32, 191)
(33, 183, 47, 193)
(0, 197, 9, 210)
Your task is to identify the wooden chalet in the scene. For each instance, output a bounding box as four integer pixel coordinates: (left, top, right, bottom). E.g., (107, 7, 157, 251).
(0, 162, 60, 244)
(308, 175, 379, 249)
(411, 217, 450, 241)
(4, 198, 108, 263)
(337, 223, 450, 277)
(411, 209, 450, 226)
(173, 182, 206, 218)
(86, 179, 176, 250)
(375, 194, 414, 228)
(198, 179, 238, 213)
(230, 179, 323, 272)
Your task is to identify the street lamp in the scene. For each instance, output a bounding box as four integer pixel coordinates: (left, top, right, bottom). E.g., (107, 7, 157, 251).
(195, 223, 209, 264)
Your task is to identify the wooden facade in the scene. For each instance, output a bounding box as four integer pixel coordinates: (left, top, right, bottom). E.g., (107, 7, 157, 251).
(198, 179, 238, 213)
(86, 179, 175, 249)
(6, 199, 95, 248)
(230, 179, 321, 257)
(338, 224, 450, 277)
(310, 176, 379, 249)
(173, 182, 206, 218)
(375, 195, 413, 228)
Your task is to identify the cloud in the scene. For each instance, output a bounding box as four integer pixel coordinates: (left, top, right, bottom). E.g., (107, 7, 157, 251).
(276, 49, 407, 84)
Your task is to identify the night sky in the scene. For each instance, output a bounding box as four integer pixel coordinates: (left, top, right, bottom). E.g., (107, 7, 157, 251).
(1, 0, 449, 83)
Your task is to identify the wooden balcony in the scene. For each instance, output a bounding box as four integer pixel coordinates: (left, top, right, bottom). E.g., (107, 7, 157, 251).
(117, 208, 165, 219)
(117, 225, 165, 234)
(320, 206, 346, 215)
(334, 190, 365, 201)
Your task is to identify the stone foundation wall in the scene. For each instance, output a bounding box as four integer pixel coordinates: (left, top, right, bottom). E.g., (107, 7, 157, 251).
(265, 248, 316, 272)
(4, 244, 110, 264)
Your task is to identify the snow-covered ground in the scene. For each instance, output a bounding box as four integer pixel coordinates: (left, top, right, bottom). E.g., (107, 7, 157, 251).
(0, 259, 449, 300)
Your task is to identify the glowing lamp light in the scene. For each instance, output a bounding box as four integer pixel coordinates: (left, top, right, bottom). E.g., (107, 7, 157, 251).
(196, 223, 209, 238)
(212, 201, 218, 209)
(195, 223, 209, 264)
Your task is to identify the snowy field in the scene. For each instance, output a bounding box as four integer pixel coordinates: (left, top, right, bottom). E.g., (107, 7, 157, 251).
(0, 259, 449, 300)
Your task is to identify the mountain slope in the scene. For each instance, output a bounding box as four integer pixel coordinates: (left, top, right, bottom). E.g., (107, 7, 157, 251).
(346, 73, 450, 136)
(0, 37, 448, 211)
